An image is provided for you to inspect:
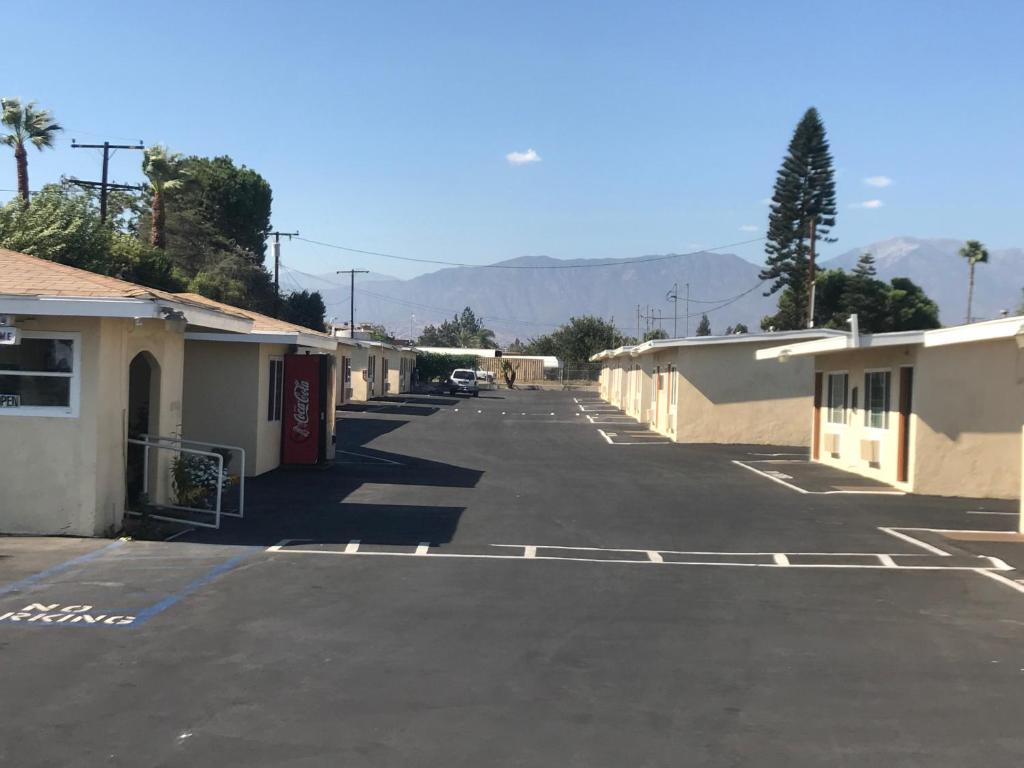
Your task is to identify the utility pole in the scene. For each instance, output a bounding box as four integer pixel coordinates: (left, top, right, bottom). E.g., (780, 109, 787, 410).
(268, 230, 299, 296)
(807, 218, 817, 328)
(69, 140, 145, 224)
(666, 283, 679, 338)
(685, 283, 690, 338)
(636, 304, 641, 341)
(336, 268, 370, 336)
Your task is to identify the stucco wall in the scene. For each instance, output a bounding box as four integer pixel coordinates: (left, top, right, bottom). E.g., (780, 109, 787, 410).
(912, 339, 1023, 498)
(0, 316, 184, 536)
(668, 342, 816, 446)
(814, 345, 918, 488)
(181, 340, 287, 478)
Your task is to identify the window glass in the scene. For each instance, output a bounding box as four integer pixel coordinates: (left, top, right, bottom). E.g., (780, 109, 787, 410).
(864, 371, 891, 429)
(0, 374, 71, 407)
(0, 338, 74, 373)
(827, 373, 848, 424)
(268, 359, 283, 421)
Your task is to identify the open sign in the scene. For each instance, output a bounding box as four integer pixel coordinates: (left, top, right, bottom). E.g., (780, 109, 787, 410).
(0, 327, 18, 345)
(0, 394, 21, 408)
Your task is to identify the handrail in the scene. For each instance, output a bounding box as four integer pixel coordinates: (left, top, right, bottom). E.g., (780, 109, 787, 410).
(126, 438, 224, 529)
(140, 434, 245, 519)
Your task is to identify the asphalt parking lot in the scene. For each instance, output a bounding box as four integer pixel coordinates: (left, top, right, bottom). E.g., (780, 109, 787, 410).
(2, 388, 1023, 766)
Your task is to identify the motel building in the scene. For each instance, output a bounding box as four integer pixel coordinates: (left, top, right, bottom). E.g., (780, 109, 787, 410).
(592, 330, 844, 445)
(756, 315, 1024, 499)
(177, 293, 340, 477)
(332, 325, 417, 403)
(0, 249, 254, 536)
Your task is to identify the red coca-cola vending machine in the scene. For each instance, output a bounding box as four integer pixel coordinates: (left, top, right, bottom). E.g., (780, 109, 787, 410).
(281, 353, 336, 465)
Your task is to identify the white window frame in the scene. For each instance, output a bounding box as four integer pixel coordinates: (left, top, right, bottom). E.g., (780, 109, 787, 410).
(826, 371, 848, 426)
(0, 330, 81, 418)
(863, 368, 892, 431)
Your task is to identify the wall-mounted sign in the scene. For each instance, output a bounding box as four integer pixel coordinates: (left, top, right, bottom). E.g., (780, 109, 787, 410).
(0, 327, 18, 345)
(0, 394, 20, 408)
(0, 314, 13, 326)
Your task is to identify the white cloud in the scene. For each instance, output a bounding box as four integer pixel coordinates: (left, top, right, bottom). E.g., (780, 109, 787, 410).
(506, 148, 541, 166)
(850, 199, 884, 209)
(863, 175, 893, 188)
(739, 224, 759, 232)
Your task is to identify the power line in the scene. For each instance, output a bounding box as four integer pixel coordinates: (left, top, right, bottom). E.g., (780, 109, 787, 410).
(293, 235, 766, 270)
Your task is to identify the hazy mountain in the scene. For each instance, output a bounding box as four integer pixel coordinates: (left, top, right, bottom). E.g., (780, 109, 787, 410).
(303, 252, 776, 343)
(287, 237, 1024, 344)
(823, 237, 1024, 324)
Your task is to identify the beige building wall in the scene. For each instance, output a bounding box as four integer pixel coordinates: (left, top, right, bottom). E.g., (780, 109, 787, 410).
(814, 345, 917, 489)
(0, 316, 185, 536)
(182, 340, 289, 478)
(912, 339, 1023, 498)
(671, 342, 816, 446)
(813, 338, 1023, 499)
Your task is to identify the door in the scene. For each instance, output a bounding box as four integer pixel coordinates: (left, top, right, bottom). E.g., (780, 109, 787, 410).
(666, 365, 677, 435)
(650, 366, 660, 427)
(896, 367, 913, 483)
(812, 372, 823, 460)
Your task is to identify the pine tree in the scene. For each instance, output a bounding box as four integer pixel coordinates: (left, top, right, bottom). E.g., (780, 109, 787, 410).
(695, 314, 712, 336)
(760, 107, 837, 329)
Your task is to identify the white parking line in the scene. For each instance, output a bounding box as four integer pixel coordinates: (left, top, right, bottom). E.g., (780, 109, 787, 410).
(266, 542, 1009, 571)
(597, 429, 614, 444)
(732, 460, 905, 495)
(416, 542, 430, 555)
(966, 510, 1018, 517)
(877, 527, 951, 556)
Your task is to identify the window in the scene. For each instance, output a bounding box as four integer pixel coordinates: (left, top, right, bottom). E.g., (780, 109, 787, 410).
(669, 365, 677, 406)
(342, 357, 351, 384)
(827, 373, 848, 424)
(864, 370, 891, 429)
(368, 356, 375, 382)
(0, 332, 80, 417)
(268, 357, 283, 421)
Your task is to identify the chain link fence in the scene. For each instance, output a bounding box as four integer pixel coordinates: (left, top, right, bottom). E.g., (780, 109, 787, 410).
(547, 362, 603, 388)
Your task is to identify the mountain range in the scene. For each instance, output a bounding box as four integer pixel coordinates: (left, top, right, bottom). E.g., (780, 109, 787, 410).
(289, 238, 1024, 343)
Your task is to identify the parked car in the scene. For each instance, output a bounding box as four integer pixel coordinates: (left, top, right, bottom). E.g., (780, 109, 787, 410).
(475, 370, 497, 390)
(448, 368, 479, 397)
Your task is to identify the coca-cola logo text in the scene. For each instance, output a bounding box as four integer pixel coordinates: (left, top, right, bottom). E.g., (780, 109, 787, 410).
(292, 378, 311, 441)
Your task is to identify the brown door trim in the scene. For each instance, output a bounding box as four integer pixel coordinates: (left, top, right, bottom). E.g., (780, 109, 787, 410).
(812, 372, 823, 460)
(897, 367, 914, 483)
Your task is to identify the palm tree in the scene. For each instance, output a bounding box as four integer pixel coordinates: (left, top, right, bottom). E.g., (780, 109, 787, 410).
(142, 145, 187, 248)
(0, 98, 63, 202)
(959, 239, 989, 323)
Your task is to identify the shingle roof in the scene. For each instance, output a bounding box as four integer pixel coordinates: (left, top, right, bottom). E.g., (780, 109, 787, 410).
(174, 292, 331, 337)
(0, 248, 247, 319)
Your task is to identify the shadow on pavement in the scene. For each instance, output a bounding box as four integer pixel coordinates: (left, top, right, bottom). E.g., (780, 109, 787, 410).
(178, 418, 483, 547)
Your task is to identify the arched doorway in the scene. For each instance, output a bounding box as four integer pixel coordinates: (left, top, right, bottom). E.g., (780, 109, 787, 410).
(126, 352, 161, 506)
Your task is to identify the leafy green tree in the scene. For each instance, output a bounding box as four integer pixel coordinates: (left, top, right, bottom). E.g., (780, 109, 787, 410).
(885, 277, 940, 331)
(417, 307, 497, 348)
(0, 98, 62, 201)
(959, 239, 989, 323)
(523, 316, 635, 362)
(724, 323, 749, 334)
(142, 145, 188, 249)
(760, 107, 837, 329)
(695, 314, 712, 336)
(0, 184, 183, 291)
(280, 290, 327, 332)
(415, 352, 478, 382)
(643, 328, 668, 341)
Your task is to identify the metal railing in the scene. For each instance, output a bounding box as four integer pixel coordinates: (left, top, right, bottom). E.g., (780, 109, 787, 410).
(125, 435, 245, 530)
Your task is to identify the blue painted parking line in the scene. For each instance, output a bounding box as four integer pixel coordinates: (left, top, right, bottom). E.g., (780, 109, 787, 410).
(0, 540, 124, 599)
(0, 545, 259, 629)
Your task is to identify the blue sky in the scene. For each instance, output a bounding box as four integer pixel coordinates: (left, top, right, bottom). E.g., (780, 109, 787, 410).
(3, 0, 1022, 279)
